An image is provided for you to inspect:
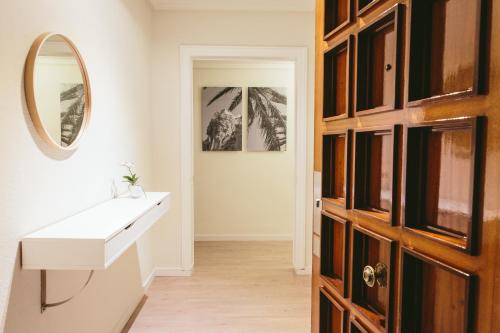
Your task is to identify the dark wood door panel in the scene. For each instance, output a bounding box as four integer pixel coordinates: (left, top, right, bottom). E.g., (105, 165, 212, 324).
(407, 0, 486, 106)
(321, 212, 350, 296)
(353, 125, 400, 225)
(323, 130, 352, 209)
(350, 225, 395, 333)
(400, 248, 475, 333)
(402, 117, 486, 253)
(320, 287, 349, 333)
(355, 4, 403, 116)
(313, 0, 496, 332)
(324, 36, 354, 120)
(324, 0, 354, 39)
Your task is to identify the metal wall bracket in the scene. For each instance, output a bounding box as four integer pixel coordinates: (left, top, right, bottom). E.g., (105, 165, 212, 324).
(40, 269, 94, 313)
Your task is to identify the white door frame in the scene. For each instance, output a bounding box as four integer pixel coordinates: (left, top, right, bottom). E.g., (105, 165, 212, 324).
(179, 45, 308, 274)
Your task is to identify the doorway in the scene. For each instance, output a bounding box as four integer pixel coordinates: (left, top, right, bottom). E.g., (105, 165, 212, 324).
(179, 46, 309, 274)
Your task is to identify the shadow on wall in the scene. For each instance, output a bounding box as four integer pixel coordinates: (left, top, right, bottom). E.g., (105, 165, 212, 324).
(4, 244, 144, 333)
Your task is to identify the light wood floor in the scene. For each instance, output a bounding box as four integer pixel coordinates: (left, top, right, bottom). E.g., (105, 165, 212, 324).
(129, 241, 311, 333)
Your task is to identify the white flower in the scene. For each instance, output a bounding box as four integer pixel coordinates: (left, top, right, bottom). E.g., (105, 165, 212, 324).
(121, 162, 135, 169)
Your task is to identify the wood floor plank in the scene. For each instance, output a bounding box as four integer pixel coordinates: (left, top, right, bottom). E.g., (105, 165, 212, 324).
(129, 241, 311, 333)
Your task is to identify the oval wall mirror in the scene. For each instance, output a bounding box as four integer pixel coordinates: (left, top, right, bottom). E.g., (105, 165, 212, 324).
(24, 33, 91, 150)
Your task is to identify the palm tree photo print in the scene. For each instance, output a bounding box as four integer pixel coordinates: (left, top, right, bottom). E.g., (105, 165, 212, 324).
(202, 87, 243, 151)
(248, 87, 287, 152)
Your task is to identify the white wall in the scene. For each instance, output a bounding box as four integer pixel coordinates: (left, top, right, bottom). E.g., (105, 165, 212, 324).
(0, 0, 154, 332)
(150, 11, 315, 270)
(193, 60, 295, 240)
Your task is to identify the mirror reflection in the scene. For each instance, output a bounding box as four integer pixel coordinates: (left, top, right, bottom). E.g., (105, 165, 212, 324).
(33, 35, 87, 147)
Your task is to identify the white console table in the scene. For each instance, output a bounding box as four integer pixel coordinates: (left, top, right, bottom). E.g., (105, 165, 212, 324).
(20, 192, 170, 311)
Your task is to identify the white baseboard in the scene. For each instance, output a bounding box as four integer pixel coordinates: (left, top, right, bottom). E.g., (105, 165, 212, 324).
(294, 266, 312, 275)
(141, 267, 193, 290)
(155, 267, 193, 277)
(142, 270, 156, 290)
(194, 234, 293, 241)
(142, 264, 309, 296)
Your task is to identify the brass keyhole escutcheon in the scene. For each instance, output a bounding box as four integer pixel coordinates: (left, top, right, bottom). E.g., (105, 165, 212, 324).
(363, 263, 387, 288)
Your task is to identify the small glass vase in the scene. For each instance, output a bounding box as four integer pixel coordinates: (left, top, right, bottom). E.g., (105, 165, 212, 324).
(129, 185, 144, 198)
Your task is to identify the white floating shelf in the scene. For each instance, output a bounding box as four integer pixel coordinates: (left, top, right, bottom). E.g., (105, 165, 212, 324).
(22, 192, 170, 270)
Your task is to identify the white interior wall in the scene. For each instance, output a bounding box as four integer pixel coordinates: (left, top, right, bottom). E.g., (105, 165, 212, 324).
(150, 10, 315, 272)
(0, 0, 154, 332)
(193, 60, 295, 241)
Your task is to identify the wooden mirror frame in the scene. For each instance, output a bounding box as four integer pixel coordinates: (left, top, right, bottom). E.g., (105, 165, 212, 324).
(24, 32, 92, 151)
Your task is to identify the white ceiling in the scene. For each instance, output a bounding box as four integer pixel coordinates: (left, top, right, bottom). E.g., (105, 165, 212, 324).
(148, 0, 314, 12)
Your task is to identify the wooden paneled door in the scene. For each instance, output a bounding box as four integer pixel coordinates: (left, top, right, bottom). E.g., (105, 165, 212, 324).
(312, 0, 500, 332)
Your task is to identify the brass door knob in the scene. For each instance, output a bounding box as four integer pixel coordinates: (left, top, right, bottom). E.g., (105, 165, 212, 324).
(362, 263, 387, 288)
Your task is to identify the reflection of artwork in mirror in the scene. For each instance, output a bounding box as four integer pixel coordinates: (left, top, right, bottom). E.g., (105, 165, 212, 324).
(60, 83, 84, 147)
(25, 33, 91, 150)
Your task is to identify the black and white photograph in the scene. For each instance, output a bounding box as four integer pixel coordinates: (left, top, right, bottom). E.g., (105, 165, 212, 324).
(202, 87, 243, 151)
(247, 87, 287, 152)
(60, 83, 85, 147)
